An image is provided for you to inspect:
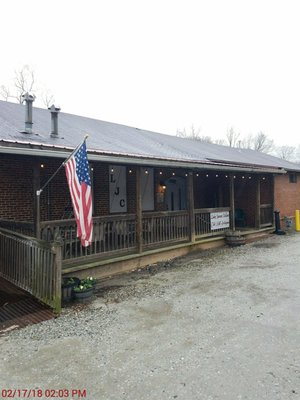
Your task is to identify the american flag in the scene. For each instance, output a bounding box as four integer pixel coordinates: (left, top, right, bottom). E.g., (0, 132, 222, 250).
(64, 141, 93, 247)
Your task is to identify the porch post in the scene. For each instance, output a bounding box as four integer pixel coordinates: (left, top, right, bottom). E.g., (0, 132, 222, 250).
(187, 172, 195, 242)
(229, 174, 235, 230)
(33, 163, 41, 239)
(136, 166, 143, 253)
(255, 176, 261, 229)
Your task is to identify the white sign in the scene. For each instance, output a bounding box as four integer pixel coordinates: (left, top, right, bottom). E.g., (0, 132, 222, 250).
(109, 165, 127, 213)
(210, 211, 230, 230)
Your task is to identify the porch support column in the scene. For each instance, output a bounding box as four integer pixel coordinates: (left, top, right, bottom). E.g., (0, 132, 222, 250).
(33, 162, 41, 239)
(229, 174, 235, 231)
(136, 166, 143, 254)
(255, 176, 261, 229)
(187, 171, 195, 242)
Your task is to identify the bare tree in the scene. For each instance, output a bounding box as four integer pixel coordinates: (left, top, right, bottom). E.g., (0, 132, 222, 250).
(13, 65, 35, 103)
(226, 126, 240, 147)
(276, 145, 296, 161)
(176, 125, 213, 142)
(1, 65, 55, 108)
(251, 131, 274, 153)
(0, 85, 11, 101)
(41, 89, 55, 108)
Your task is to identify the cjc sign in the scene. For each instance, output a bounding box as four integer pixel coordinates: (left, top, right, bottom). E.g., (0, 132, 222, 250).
(109, 165, 127, 213)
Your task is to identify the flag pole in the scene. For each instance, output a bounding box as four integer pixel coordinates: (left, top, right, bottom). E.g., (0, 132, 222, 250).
(35, 135, 89, 239)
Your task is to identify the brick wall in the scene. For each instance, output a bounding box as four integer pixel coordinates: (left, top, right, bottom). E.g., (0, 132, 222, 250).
(0, 154, 34, 221)
(274, 173, 300, 218)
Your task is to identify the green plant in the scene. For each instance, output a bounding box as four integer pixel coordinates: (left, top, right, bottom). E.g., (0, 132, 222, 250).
(73, 276, 96, 292)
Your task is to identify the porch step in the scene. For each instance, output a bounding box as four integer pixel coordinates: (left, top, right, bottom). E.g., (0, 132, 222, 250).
(0, 278, 55, 335)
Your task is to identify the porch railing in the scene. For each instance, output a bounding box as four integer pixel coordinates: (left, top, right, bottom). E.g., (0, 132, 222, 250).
(0, 219, 34, 236)
(260, 203, 273, 227)
(40, 208, 232, 264)
(40, 214, 137, 264)
(0, 228, 61, 312)
(142, 211, 189, 247)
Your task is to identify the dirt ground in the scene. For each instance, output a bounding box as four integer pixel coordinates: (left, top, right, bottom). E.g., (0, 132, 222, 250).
(0, 233, 300, 400)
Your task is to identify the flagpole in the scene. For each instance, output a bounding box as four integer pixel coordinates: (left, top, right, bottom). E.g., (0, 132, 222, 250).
(35, 135, 89, 239)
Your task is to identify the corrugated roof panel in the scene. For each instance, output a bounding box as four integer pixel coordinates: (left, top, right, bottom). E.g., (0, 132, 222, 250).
(0, 100, 299, 171)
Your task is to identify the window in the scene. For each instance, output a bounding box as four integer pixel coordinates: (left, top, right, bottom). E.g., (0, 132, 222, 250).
(289, 173, 297, 183)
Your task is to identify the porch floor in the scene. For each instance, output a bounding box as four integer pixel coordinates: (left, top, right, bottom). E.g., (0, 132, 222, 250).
(0, 278, 55, 335)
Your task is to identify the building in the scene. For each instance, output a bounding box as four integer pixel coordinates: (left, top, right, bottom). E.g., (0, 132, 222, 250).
(0, 97, 299, 310)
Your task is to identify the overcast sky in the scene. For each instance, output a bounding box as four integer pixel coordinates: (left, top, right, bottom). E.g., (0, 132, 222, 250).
(1, 0, 300, 147)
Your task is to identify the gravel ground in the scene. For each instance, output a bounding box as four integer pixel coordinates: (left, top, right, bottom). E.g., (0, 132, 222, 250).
(0, 233, 300, 400)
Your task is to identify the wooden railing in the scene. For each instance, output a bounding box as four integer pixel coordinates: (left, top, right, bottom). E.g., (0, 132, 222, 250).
(0, 219, 34, 236)
(40, 214, 137, 263)
(260, 204, 273, 227)
(195, 207, 231, 237)
(0, 228, 61, 312)
(142, 211, 189, 247)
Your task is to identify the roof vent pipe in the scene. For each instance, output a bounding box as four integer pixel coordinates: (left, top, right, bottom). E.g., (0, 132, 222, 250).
(48, 104, 61, 137)
(21, 92, 35, 134)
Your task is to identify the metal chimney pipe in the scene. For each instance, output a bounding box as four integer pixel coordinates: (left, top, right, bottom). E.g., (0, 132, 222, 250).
(21, 92, 35, 134)
(48, 104, 61, 137)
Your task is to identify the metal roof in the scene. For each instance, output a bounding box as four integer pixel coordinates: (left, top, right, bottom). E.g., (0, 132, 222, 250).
(0, 99, 299, 172)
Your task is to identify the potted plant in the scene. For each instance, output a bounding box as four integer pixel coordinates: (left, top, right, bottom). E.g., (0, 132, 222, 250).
(225, 230, 246, 247)
(73, 276, 96, 300)
(61, 277, 80, 301)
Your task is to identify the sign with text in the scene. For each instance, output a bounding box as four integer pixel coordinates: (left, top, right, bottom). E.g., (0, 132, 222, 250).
(210, 211, 230, 230)
(109, 165, 127, 213)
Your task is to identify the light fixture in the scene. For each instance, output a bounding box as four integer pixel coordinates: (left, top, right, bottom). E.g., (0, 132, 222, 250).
(172, 172, 175, 176)
(159, 171, 163, 175)
(40, 164, 44, 168)
(111, 168, 114, 173)
(129, 169, 132, 174)
(216, 174, 219, 178)
(196, 173, 199, 177)
(145, 169, 149, 174)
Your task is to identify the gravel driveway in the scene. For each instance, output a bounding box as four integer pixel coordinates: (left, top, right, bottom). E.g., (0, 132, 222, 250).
(1, 233, 300, 400)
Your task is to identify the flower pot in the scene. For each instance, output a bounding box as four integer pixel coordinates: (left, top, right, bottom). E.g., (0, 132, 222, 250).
(73, 287, 94, 300)
(225, 231, 246, 247)
(61, 277, 80, 301)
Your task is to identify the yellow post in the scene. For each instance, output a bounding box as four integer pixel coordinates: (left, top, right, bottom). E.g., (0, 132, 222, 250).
(295, 210, 300, 231)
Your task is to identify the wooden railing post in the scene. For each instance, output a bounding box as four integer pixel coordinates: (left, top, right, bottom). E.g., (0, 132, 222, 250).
(255, 177, 261, 229)
(229, 174, 235, 231)
(51, 240, 62, 314)
(187, 172, 195, 242)
(136, 167, 143, 253)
